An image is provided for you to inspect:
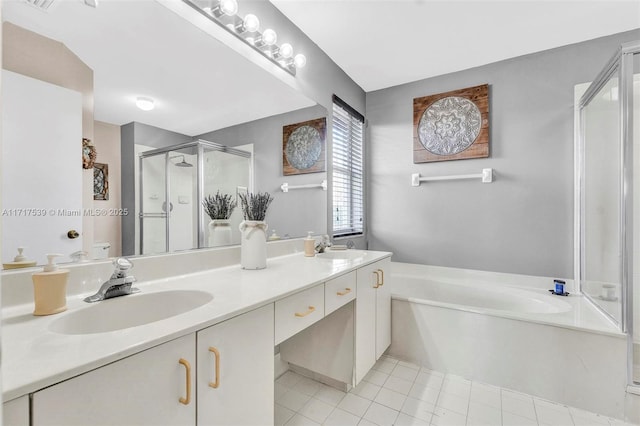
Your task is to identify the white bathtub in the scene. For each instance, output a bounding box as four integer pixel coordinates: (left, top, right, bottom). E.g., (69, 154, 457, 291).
(388, 262, 630, 419)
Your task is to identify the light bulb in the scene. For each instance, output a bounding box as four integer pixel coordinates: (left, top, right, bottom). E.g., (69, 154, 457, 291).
(279, 43, 293, 59)
(294, 53, 306, 68)
(262, 29, 277, 46)
(243, 14, 260, 32)
(136, 97, 155, 111)
(219, 0, 237, 16)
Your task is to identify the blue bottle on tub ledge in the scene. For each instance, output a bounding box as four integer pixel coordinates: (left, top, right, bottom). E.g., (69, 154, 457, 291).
(549, 279, 569, 296)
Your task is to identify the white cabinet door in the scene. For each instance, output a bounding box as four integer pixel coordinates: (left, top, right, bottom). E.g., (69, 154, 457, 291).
(374, 258, 391, 359)
(197, 304, 274, 425)
(355, 262, 378, 384)
(32, 334, 196, 426)
(355, 258, 392, 384)
(3, 395, 29, 426)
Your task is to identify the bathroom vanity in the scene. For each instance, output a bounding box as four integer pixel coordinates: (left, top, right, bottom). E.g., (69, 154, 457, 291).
(1, 242, 391, 425)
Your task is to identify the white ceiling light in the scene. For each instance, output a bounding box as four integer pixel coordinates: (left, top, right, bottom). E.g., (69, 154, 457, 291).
(279, 43, 293, 59)
(218, 0, 237, 17)
(261, 29, 277, 46)
(294, 53, 306, 69)
(243, 14, 260, 33)
(136, 97, 155, 111)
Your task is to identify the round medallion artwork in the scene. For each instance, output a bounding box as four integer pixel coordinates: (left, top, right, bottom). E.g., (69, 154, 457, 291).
(417, 96, 482, 156)
(285, 125, 322, 170)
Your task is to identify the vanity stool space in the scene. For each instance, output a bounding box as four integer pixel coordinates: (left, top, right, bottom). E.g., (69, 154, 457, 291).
(1, 251, 391, 426)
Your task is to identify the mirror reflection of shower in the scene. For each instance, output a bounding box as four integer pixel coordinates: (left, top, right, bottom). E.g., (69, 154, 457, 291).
(136, 140, 252, 255)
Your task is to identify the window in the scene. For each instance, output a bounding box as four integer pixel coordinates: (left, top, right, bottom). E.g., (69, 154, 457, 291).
(332, 95, 364, 238)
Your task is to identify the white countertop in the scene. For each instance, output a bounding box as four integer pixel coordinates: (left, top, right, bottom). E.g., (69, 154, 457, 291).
(2, 249, 391, 401)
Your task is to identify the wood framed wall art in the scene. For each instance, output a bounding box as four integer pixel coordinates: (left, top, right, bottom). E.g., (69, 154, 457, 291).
(413, 84, 489, 163)
(282, 117, 326, 175)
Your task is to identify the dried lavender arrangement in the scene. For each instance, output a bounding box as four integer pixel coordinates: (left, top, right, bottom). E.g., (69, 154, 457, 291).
(238, 192, 274, 221)
(202, 191, 237, 220)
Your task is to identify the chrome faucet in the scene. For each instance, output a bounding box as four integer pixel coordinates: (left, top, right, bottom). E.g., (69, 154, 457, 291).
(84, 258, 139, 303)
(315, 235, 332, 253)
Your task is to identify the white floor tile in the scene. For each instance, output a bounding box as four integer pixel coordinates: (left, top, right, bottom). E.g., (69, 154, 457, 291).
(292, 376, 323, 397)
(470, 383, 501, 410)
(364, 369, 390, 387)
(502, 390, 537, 420)
(401, 396, 437, 422)
(298, 398, 335, 424)
(323, 408, 361, 426)
(534, 398, 573, 426)
(285, 413, 321, 426)
(430, 407, 467, 426)
(398, 360, 421, 370)
(374, 358, 397, 374)
(279, 390, 313, 412)
(314, 384, 346, 407)
(395, 412, 431, 426)
(569, 406, 610, 425)
(276, 383, 290, 401)
(383, 375, 414, 395)
(373, 387, 407, 411)
(436, 391, 470, 416)
(440, 377, 471, 398)
(338, 393, 372, 418)
(362, 402, 400, 426)
(391, 365, 420, 382)
(502, 411, 538, 426)
(278, 371, 305, 389)
(420, 366, 445, 377)
(275, 403, 295, 426)
(467, 401, 502, 426)
(408, 382, 441, 405)
(352, 380, 382, 401)
(414, 370, 444, 390)
(357, 419, 378, 426)
(380, 355, 399, 365)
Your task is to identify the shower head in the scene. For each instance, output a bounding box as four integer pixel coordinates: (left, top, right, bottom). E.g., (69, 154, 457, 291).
(171, 155, 193, 168)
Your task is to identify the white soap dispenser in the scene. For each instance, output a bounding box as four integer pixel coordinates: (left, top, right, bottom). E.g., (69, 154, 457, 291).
(3, 247, 37, 269)
(32, 254, 69, 316)
(304, 231, 315, 257)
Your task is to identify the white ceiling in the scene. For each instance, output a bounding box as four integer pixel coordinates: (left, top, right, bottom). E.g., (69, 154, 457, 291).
(271, 0, 640, 92)
(2, 0, 315, 136)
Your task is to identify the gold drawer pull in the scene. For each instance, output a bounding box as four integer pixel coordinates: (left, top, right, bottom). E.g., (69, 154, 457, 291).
(209, 347, 220, 389)
(373, 270, 381, 288)
(377, 269, 385, 286)
(295, 306, 316, 317)
(337, 288, 352, 296)
(178, 358, 191, 405)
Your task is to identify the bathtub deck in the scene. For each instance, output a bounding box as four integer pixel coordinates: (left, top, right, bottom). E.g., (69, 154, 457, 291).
(275, 355, 640, 426)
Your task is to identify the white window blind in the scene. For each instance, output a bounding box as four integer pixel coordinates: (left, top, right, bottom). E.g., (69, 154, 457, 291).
(332, 96, 364, 238)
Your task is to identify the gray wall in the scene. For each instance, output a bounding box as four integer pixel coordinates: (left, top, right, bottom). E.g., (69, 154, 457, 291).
(366, 29, 640, 278)
(120, 122, 192, 255)
(197, 105, 329, 239)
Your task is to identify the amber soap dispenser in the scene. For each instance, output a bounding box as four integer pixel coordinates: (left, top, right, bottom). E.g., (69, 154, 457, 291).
(32, 254, 69, 316)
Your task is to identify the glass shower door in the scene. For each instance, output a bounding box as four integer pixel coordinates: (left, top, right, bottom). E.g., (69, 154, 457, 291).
(581, 73, 622, 324)
(139, 153, 168, 255)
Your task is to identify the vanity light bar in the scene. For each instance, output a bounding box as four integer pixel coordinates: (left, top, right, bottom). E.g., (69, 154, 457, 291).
(184, 0, 306, 76)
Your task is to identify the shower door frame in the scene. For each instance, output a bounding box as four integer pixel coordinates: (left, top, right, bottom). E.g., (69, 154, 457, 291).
(138, 139, 252, 254)
(577, 40, 640, 388)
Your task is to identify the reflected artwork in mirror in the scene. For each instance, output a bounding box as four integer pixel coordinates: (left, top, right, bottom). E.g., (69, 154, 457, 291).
(1, 0, 327, 266)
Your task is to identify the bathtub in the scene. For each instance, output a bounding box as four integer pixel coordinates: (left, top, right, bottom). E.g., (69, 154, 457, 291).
(388, 262, 629, 419)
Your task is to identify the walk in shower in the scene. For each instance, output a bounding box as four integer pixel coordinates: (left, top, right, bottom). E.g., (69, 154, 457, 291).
(577, 40, 640, 388)
(137, 139, 252, 254)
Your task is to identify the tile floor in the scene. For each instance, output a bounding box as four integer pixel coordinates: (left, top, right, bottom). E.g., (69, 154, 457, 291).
(275, 356, 639, 426)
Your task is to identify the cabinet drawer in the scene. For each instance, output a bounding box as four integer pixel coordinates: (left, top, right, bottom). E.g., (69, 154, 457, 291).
(325, 271, 356, 315)
(275, 284, 325, 345)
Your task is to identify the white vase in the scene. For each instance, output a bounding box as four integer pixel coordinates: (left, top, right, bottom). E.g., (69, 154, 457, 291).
(208, 219, 232, 247)
(239, 220, 268, 269)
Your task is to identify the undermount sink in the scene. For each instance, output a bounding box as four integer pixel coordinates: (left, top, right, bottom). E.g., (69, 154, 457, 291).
(316, 250, 366, 261)
(49, 290, 213, 335)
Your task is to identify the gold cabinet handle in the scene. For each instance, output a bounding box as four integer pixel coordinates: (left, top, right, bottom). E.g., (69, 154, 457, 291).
(295, 306, 316, 317)
(178, 358, 191, 405)
(337, 288, 352, 296)
(373, 270, 381, 288)
(377, 269, 385, 286)
(209, 347, 220, 389)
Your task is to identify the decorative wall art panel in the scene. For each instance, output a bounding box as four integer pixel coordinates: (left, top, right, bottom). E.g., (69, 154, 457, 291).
(283, 117, 326, 175)
(93, 162, 109, 201)
(413, 84, 489, 163)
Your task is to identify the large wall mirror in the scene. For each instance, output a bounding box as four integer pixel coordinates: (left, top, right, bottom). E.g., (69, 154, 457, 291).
(1, 0, 328, 266)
